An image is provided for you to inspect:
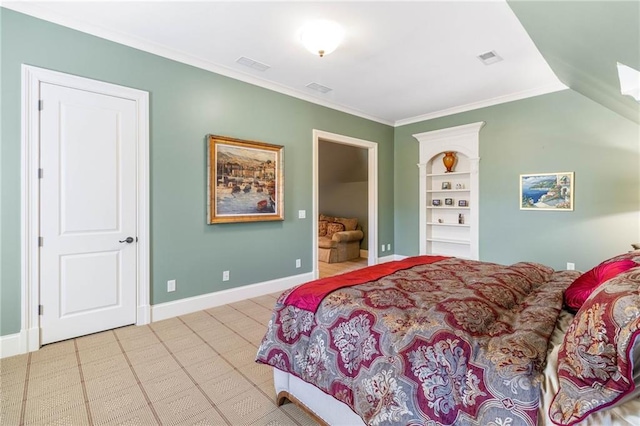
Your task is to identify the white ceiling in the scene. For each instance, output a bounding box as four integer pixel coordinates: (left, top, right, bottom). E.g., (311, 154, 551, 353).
(5, 1, 567, 126)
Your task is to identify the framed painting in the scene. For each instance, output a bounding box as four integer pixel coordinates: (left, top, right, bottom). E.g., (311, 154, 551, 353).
(520, 172, 574, 211)
(207, 135, 284, 223)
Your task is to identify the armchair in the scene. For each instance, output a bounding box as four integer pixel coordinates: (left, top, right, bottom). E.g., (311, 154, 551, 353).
(318, 215, 364, 263)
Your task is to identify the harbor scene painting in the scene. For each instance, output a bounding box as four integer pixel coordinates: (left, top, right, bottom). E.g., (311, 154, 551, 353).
(207, 135, 284, 223)
(520, 172, 573, 211)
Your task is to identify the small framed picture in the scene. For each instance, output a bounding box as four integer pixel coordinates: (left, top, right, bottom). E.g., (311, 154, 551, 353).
(445, 198, 453, 206)
(432, 199, 441, 206)
(442, 182, 451, 190)
(458, 200, 468, 207)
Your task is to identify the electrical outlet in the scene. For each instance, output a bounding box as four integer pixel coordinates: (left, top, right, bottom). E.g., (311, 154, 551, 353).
(567, 262, 575, 271)
(223, 270, 230, 281)
(167, 279, 176, 292)
(387, 244, 391, 251)
(298, 210, 306, 219)
(381, 244, 386, 252)
(296, 259, 301, 268)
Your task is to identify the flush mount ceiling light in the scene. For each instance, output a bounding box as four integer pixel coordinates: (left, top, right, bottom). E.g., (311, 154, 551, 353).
(299, 20, 344, 57)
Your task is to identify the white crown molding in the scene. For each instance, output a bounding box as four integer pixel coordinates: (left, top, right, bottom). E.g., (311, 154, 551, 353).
(395, 81, 569, 127)
(2, 2, 394, 126)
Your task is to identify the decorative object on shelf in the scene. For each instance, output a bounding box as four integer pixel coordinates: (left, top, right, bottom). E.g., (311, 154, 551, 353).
(458, 200, 468, 207)
(441, 182, 451, 190)
(458, 213, 464, 224)
(445, 198, 453, 206)
(207, 134, 284, 224)
(442, 151, 457, 173)
(432, 199, 441, 206)
(455, 183, 465, 189)
(520, 172, 574, 211)
(438, 219, 443, 223)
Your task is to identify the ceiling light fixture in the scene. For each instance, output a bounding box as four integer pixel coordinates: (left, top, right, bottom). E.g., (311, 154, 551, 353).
(299, 20, 344, 57)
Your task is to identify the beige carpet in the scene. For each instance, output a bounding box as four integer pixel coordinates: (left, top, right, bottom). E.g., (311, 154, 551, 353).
(317, 257, 368, 279)
(0, 294, 320, 425)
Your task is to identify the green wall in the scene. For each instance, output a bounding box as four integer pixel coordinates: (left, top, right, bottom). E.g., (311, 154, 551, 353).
(0, 9, 395, 336)
(394, 89, 640, 271)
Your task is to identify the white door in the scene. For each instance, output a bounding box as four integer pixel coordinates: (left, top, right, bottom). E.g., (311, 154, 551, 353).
(40, 82, 138, 345)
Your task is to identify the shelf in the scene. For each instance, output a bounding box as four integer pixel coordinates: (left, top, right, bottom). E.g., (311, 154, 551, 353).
(427, 189, 469, 193)
(427, 206, 470, 210)
(427, 222, 470, 227)
(426, 171, 470, 177)
(426, 238, 470, 245)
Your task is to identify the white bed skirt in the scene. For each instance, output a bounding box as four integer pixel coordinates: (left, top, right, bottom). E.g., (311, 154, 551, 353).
(274, 368, 365, 425)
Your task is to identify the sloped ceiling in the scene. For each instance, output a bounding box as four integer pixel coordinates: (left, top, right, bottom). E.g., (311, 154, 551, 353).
(508, 0, 640, 124)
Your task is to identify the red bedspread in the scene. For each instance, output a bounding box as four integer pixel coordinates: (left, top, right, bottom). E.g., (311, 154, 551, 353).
(257, 257, 578, 425)
(284, 255, 448, 311)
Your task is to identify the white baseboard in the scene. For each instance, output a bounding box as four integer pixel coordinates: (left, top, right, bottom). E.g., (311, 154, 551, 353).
(151, 272, 314, 322)
(377, 254, 398, 263)
(0, 332, 23, 359)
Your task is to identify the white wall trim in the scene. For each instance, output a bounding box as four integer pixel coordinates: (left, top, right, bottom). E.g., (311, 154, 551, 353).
(313, 130, 379, 279)
(378, 254, 401, 263)
(0, 333, 23, 359)
(396, 82, 568, 126)
(20, 65, 150, 354)
(151, 272, 314, 322)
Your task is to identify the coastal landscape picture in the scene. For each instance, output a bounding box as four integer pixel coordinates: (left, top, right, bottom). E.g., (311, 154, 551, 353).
(520, 172, 574, 211)
(207, 135, 284, 223)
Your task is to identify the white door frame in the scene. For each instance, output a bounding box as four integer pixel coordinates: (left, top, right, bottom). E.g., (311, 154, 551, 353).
(312, 130, 378, 278)
(20, 65, 150, 353)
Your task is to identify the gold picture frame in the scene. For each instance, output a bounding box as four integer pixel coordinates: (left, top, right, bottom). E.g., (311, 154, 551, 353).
(207, 135, 284, 223)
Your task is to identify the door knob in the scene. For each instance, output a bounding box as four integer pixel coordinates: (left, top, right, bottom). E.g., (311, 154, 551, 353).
(119, 237, 135, 244)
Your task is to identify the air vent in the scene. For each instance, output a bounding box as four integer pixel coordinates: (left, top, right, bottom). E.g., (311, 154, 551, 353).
(477, 50, 503, 65)
(236, 56, 270, 72)
(306, 82, 332, 93)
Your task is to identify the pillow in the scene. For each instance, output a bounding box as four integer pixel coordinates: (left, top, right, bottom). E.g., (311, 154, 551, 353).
(319, 214, 335, 223)
(318, 220, 328, 237)
(564, 259, 637, 311)
(549, 266, 640, 425)
(326, 222, 345, 238)
(334, 217, 358, 231)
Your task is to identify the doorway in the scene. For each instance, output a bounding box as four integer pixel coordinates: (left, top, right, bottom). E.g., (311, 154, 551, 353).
(312, 130, 378, 279)
(21, 65, 150, 352)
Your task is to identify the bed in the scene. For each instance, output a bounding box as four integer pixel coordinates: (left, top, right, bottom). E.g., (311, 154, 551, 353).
(256, 254, 640, 425)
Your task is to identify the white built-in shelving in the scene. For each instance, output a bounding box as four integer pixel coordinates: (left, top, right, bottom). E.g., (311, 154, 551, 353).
(414, 122, 484, 260)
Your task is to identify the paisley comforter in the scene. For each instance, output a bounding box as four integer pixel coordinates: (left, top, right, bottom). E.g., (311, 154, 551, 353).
(256, 257, 577, 425)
